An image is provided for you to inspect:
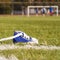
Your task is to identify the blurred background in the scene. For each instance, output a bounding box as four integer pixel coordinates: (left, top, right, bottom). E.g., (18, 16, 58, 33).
(0, 0, 60, 15)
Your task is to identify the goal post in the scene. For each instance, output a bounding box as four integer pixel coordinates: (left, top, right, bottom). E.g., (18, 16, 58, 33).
(27, 6, 58, 16)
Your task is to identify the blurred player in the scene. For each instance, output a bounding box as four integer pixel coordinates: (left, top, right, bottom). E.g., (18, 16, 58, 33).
(41, 7, 47, 16)
(35, 8, 38, 16)
(49, 6, 54, 16)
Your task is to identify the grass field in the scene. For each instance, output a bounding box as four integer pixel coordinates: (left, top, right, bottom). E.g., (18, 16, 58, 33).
(0, 15, 60, 60)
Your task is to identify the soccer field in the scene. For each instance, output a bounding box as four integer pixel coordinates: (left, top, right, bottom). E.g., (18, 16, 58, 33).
(0, 15, 60, 60)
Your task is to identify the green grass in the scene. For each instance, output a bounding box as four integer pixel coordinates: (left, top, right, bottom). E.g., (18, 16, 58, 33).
(0, 16, 60, 45)
(0, 15, 60, 60)
(0, 49, 60, 60)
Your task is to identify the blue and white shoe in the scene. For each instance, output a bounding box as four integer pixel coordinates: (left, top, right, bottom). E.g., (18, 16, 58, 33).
(13, 31, 38, 45)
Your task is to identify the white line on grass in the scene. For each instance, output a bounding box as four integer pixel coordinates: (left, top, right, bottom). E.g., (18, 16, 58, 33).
(0, 54, 18, 60)
(0, 44, 60, 50)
